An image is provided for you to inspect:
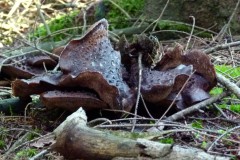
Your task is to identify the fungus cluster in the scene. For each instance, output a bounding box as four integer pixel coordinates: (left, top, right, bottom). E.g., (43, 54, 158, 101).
(1, 19, 217, 113)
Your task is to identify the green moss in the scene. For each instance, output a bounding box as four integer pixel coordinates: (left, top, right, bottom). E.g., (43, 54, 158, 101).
(0, 140, 5, 149)
(200, 141, 208, 149)
(27, 130, 40, 141)
(229, 104, 240, 113)
(159, 138, 174, 144)
(210, 65, 240, 113)
(219, 104, 240, 113)
(15, 148, 37, 159)
(31, 10, 81, 41)
(215, 65, 240, 78)
(210, 87, 223, 96)
(191, 120, 204, 129)
(104, 0, 145, 29)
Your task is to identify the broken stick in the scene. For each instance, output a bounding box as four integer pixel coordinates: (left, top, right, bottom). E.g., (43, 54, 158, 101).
(51, 108, 229, 160)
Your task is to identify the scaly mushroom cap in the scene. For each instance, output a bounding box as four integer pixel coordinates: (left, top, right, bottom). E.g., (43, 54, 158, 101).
(12, 72, 108, 111)
(1, 53, 57, 79)
(40, 90, 108, 111)
(182, 50, 217, 89)
(130, 64, 193, 103)
(12, 72, 63, 97)
(59, 19, 135, 111)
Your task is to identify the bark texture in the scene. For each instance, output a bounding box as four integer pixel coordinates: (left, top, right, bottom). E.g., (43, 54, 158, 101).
(51, 108, 229, 160)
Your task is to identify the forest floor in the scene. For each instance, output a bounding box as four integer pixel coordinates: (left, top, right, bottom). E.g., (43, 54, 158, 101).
(0, 0, 239, 159)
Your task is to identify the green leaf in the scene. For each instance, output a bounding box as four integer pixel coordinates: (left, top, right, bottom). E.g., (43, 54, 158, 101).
(159, 138, 174, 144)
(210, 87, 223, 95)
(15, 148, 37, 159)
(201, 141, 207, 149)
(215, 65, 240, 78)
(191, 120, 204, 129)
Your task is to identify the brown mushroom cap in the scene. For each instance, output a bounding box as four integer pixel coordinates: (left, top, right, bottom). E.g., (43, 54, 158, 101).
(12, 72, 63, 97)
(155, 45, 217, 89)
(130, 64, 193, 103)
(10, 19, 217, 113)
(59, 19, 135, 111)
(1, 53, 57, 79)
(41, 90, 108, 111)
(182, 50, 217, 89)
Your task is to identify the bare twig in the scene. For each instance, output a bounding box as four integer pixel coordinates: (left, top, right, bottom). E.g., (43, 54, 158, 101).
(35, 2, 51, 37)
(142, 0, 169, 33)
(82, 9, 87, 33)
(35, 1, 54, 47)
(213, 103, 229, 119)
(207, 125, 240, 152)
(204, 40, 240, 54)
(166, 80, 240, 121)
(5, 133, 54, 154)
(159, 71, 195, 121)
(152, 0, 170, 31)
(131, 53, 143, 132)
(107, 0, 131, 19)
(185, 16, 195, 50)
(29, 149, 50, 160)
(87, 118, 112, 126)
(166, 92, 228, 121)
(4, 132, 30, 155)
(141, 94, 154, 119)
(6, 0, 22, 19)
(152, 29, 208, 45)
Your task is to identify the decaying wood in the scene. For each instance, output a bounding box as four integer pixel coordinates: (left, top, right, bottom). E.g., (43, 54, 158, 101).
(51, 108, 229, 160)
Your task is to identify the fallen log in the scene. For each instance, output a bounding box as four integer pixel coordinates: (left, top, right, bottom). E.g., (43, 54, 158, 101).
(51, 108, 229, 160)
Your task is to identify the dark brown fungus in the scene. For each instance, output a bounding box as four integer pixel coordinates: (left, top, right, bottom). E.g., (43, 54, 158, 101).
(52, 46, 65, 56)
(59, 19, 135, 111)
(156, 45, 216, 89)
(26, 54, 57, 67)
(12, 72, 110, 111)
(1, 53, 57, 79)
(9, 19, 217, 114)
(182, 50, 217, 89)
(155, 43, 183, 71)
(179, 74, 211, 108)
(40, 90, 108, 111)
(130, 64, 193, 103)
(12, 72, 63, 97)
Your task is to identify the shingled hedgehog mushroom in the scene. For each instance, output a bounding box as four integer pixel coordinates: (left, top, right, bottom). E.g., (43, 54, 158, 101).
(58, 19, 135, 111)
(0, 52, 57, 79)
(124, 37, 217, 109)
(9, 18, 217, 115)
(11, 19, 135, 112)
(129, 63, 193, 103)
(154, 44, 217, 109)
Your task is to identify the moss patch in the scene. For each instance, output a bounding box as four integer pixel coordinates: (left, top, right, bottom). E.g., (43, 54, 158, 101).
(31, 10, 81, 41)
(210, 65, 240, 113)
(104, 0, 145, 29)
